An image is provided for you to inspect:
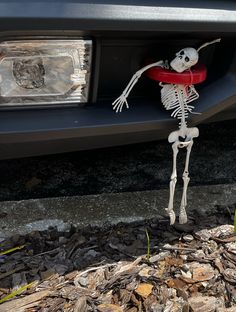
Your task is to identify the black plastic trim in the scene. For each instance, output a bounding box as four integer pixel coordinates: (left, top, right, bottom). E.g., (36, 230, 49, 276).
(0, 1, 236, 32)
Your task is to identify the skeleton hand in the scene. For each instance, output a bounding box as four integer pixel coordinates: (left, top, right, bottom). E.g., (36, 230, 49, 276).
(112, 60, 164, 113)
(112, 92, 129, 113)
(112, 71, 141, 113)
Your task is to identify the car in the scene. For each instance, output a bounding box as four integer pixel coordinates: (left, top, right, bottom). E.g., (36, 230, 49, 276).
(0, 0, 235, 159)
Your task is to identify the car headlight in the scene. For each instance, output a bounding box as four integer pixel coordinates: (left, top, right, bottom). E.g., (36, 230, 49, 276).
(0, 39, 92, 107)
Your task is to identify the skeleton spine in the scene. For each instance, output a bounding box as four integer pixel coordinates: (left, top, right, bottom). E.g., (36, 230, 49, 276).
(177, 85, 188, 129)
(160, 84, 199, 128)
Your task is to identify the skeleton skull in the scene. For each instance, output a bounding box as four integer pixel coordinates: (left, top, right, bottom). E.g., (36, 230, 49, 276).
(170, 47, 199, 73)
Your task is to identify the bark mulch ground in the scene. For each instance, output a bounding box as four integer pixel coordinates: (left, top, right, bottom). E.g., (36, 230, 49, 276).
(0, 204, 235, 312)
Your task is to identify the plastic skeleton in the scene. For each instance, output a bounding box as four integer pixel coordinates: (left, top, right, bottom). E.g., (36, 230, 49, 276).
(112, 39, 220, 224)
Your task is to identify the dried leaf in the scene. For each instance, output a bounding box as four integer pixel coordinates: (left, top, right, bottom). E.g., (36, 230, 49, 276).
(135, 283, 153, 299)
(166, 278, 187, 289)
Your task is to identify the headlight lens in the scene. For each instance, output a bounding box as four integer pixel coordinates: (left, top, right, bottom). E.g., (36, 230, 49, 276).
(0, 39, 92, 106)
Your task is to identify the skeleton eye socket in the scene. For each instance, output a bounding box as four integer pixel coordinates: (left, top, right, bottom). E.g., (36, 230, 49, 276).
(185, 56, 190, 62)
(180, 50, 185, 55)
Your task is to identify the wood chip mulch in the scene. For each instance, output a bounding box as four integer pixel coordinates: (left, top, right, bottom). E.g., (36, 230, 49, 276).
(0, 205, 236, 312)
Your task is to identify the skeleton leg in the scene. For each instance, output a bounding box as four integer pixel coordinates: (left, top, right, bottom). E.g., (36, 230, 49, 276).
(166, 141, 179, 225)
(179, 140, 194, 224)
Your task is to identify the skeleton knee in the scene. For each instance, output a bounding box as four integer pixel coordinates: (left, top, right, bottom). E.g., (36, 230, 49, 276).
(182, 170, 189, 178)
(170, 174, 177, 182)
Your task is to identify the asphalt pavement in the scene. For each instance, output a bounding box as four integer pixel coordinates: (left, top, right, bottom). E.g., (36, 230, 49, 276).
(0, 120, 235, 202)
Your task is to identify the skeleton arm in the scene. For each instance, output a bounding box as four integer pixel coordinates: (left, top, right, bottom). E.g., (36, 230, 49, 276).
(112, 60, 164, 113)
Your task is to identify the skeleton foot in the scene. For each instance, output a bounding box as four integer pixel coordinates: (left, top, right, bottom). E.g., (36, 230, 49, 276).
(166, 207, 176, 225)
(179, 208, 188, 224)
(179, 205, 188, 224)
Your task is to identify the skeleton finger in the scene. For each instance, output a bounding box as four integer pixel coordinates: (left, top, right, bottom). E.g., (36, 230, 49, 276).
(119, 102, 124, 113)
(112, 97, 122, 109)
(112, 98, 125, 112)
(116, 101, 123, 113)
(125, 99, 129, 109)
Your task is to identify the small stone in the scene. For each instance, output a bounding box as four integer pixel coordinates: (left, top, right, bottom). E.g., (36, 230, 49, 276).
(77, 276, 88, 287)
(183, 234, 194, 243)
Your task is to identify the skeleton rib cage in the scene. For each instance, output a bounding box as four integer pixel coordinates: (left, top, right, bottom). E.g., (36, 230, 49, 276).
(160, 83, 199, 125)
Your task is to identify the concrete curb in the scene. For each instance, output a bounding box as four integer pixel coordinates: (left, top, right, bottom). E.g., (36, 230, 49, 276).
(0, 183, 235, 239)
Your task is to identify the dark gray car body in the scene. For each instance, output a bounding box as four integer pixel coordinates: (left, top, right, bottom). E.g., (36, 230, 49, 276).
(0, 0, 235, 159)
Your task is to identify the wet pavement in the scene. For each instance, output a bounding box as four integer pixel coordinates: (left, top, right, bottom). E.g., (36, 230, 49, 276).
(0, 120, 235, 202)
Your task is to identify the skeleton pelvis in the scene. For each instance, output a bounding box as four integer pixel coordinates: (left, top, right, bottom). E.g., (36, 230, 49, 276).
(168, 127, 199, 143)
